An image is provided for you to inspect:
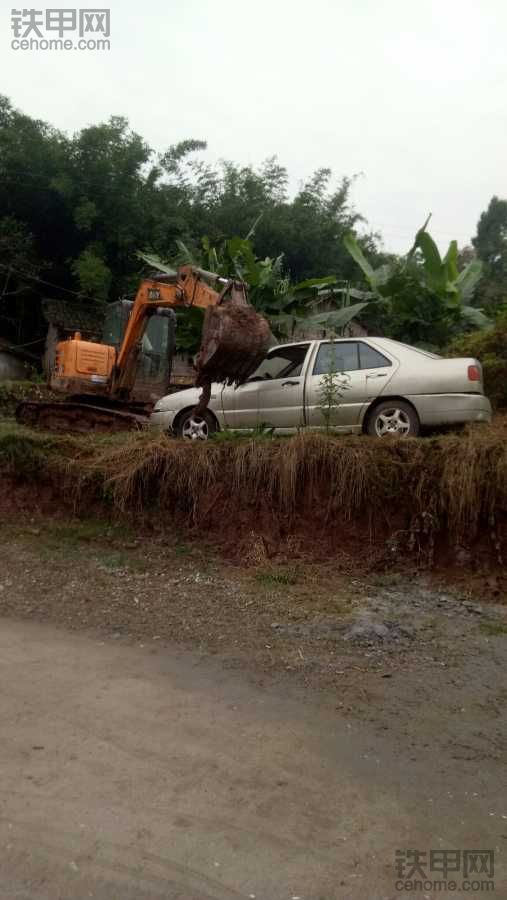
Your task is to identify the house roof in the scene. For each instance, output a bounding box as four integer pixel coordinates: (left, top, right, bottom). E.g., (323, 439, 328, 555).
(42, 297, 106, 335)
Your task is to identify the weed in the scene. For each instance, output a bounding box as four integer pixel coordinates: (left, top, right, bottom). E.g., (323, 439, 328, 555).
(40, 519, 132, 546)
(318, 368, 350, 432)
(94, 550, 147, 572)
(174, 541, 192, 556)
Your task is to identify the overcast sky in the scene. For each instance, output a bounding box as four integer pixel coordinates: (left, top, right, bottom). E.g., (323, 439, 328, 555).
(2, 0, 506, 253)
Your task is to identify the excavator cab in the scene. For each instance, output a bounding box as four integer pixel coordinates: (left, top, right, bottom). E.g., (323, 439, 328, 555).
(47, 302, 175, 402)
(102, 300, 176, 402)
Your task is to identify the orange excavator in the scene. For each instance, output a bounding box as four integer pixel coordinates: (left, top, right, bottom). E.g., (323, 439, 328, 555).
(16, 265, 271, 432)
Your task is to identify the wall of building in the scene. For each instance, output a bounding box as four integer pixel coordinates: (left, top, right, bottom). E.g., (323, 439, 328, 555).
(0, 351, 29, 380)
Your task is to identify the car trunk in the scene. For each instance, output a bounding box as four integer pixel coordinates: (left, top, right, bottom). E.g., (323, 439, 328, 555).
(427, 357, 485, 394)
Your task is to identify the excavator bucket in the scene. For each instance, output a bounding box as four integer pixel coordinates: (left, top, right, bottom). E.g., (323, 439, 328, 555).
(194, 283, 272, 388)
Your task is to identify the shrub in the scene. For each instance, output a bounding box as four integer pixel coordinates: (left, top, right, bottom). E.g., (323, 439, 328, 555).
(448, 316, 507, 409)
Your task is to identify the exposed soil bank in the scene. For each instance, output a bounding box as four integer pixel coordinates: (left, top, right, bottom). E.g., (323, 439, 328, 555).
(1, 420, 506, 592)
(1, 503, 505, 604)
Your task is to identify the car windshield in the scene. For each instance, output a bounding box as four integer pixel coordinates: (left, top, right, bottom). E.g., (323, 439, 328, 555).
(249, 344, 310, 381)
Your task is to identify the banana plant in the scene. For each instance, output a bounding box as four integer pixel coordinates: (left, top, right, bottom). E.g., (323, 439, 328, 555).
(267, 275, 374, 338)
(344, 224, 490, 328)
(154, 236, 374, 343)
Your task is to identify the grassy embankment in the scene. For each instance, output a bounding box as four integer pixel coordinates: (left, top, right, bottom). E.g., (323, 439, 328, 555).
(0, 415, 505, 568)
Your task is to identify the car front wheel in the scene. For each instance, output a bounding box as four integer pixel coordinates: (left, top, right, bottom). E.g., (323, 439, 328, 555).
(367, 401, 419, 438)
(175, 409, 217, 440)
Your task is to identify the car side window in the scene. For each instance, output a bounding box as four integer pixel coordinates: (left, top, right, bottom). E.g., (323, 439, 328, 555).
(359, 343, 392, 369)
(312, 342, 360, 375)
(249, 344, 309, 381)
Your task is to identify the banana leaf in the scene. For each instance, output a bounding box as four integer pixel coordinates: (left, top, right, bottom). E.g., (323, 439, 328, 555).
(137, 251, 177, 276)
(415, 231, 446, 292)
(268, 301, 370, 337)
(456, 260, 483, 302)
(461, 306, 491, 328)
(292, 275, 338, 291)
(302, 302, 370, 328)
(343, 234, 376, 284)
(443, 240, 459, 283)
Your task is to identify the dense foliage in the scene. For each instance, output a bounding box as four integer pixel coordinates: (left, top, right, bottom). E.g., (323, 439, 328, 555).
(0, 95, 376, 347)
(0, 94, 506, 358)
(343, 225, 488, 349)
(448, 313, 507, 409)
(472, 197, 507, 315)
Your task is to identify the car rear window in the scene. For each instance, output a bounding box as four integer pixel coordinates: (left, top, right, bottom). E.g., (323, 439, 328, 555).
(359, 343, 392, 369)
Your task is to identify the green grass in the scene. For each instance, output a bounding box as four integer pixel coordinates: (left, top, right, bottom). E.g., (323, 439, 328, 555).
(37, 519, 132, 546)
(174, 540, 193, 556)
(210, 424, 275, 443)
(4, 517, 147, 571)
(255, 567, 300, 587)
(479, 621, 507, 636)
(93, 549, 148, 572)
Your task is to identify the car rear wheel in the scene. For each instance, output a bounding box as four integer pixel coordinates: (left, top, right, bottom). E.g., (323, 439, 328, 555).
(175, 409, 217, 440)
(367, 400, 419, 438)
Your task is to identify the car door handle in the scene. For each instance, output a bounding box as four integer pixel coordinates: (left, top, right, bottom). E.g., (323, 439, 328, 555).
(366, 373, 388, 378)
(281, 380, 299, 387)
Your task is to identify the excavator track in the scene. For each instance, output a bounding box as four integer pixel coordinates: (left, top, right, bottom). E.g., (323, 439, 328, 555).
(16, 401, 149, 434)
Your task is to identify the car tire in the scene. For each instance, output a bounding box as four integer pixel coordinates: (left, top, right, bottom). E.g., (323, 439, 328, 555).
(174, 409, 217, 440)
(366, 400, 419, 438)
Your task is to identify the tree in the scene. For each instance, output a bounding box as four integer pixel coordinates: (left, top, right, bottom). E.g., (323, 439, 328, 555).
(472, 196, 507, 315)
(158, 151, 374, 283)
(0, 94, 382, 359)
(71, 248, 111, 300)
(0, 216, 44, 345)
(473, 196, 507, 277)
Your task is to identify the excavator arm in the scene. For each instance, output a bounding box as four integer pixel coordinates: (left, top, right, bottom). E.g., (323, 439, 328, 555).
(113, 265, 271, 402)
(112, 268, 223, 398)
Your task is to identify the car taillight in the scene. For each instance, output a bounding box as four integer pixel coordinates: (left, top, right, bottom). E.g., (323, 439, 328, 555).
(468, 364, 481, 381)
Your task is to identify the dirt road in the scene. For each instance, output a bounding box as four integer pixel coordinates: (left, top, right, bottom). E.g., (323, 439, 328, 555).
(0, 522, 506, 898)
(0, 617, 505, 900)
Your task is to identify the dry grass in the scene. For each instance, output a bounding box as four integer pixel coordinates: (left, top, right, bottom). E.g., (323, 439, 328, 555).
(1, 420, 506, 553)
(76, 431, 417, 522)
(438, 429, 507, 539)
(73, 426, 506, 545)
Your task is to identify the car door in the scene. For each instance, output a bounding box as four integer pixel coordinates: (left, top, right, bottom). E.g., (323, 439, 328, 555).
(221, 379, 262, 429)
(222, 343, 311, 430)
(303, 341, 362, 428)
(357, 341, 396, 416)
(306, 340, 396, 429)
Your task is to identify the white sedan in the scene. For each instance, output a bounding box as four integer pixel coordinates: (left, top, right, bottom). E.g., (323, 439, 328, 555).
(151, 337, 492, 439)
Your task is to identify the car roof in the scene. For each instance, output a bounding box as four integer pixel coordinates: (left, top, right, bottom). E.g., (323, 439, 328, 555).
(274, 337, 441, 361)
(369, 338, 441, 359)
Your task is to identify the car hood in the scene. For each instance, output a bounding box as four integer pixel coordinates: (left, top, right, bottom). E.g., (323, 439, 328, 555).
(153, 384, 223, 412)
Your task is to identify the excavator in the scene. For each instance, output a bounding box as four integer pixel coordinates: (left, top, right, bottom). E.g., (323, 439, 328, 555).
(16, 264, 271, 432)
